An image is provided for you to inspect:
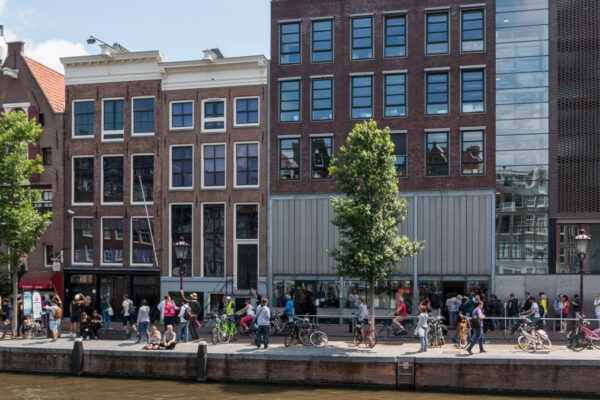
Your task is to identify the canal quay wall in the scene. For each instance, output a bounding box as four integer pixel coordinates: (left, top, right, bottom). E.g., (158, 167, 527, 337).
(0, 340, 599, 396)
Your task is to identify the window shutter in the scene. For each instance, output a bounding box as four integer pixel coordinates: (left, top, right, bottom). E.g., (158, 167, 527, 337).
(28, 106, 41, 182)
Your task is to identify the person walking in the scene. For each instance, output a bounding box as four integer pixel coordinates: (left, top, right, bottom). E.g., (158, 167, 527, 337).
(101, 295, 112, 329)
(417, 305, 429, 353)
(539, 293, 548, 329)
(136, 300, 151, 344)
(180, 290, 202, 341)
(121, 294, 137, 332)
(177, 299, 190, 343)
(255, 298, 271, 350)
(467, 301, 487, 355)
(446, 294, 457, 329)
(283, 294, 294, 322)
(45, 299, 61, 341)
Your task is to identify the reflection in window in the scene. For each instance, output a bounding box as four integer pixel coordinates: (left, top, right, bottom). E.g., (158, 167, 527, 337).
(236, 204, 258, 239)
(426, 13, 449, 54)
(311, 137, 332, 179)
(203, 101, 225, 130)
(235, 98, 259, 125)
(103, 156, 123, 203)
(133, 98, 154, 134)
(390, 133, 407, 177)
(102, 218, 123, 264)
(73, 157, 94, 203)
(280, 80, 301, 122)
(385, 15, 406, 57)
(426, 72, 449, 115)
(461, 130, 484, 175)
(312, 20, 333, 62)
(352, 17, 373, 59)
(461, 9, 484, 52)
(103, 99, 124, 140)
(131, 217, 154, 265)
(203, 204, 224, 277)
(171, 204, 192, 277)
(462, 70, 484, 113)
(171, 146, 193, 188)
(280, 23, 301, 64)
(171, 102, 193, 128)
(132, 155, 154, 203)
(279, 139, 300, 181)
(203, 144, 225, 187)
(311, 79, 333, 121)
(73, 218, 94, 263)
(384, 74, 406, 117)
(426, 132, 449, 176)
(351, 76, 373, 119)
(74, 101, 94, 136)
(236, 143, 259, 186)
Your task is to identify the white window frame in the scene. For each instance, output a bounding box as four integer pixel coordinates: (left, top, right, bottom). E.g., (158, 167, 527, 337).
(169, 203, 194, 278)
(130, 216, 154, 267)
(200, 202, 227, 278)
(71, 99, 95, 139)
(101, 216, 124, 266)
(44, 244, 53, 267)
(101, 97, 125, 142)
(72, 217, 94, 266)
(72, 155, 94, 206)
(169, 100, 194, 131)
(233, 203, 260, 291)
(131, 96, 155, 137)
(131, 153, 155, 206)
(233, 96, 260, 127)
(200, 143, 227, 190)
(201, 98, 227, 133)
(169, 144, 194, 191)
(101, 154, 124, 206)
(3, 102, 30, 114)
(234, 141, 260, 189)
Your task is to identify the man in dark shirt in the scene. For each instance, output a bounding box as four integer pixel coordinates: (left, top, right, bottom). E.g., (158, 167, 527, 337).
(180, 290, 202, 341)
(507, 293, 520, 334)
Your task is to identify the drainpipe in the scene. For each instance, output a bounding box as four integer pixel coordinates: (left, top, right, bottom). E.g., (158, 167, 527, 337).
(266, 59, 273, 302)
(412, 193, 419, 313)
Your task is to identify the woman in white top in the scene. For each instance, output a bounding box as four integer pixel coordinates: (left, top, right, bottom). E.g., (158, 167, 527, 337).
(239, 299, 255, 332)
(144, 325, 161, 350)
(357, 296, 369, 324)
(417, 305, 429, 353)
(594, 293, 600, 328)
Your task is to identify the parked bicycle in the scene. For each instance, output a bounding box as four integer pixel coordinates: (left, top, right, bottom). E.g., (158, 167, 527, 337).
(455, 316, 472, 349)
(352, 313, 377, 348)
(427, 316, 447, 348)
(284, 315, 327, 347)
(567, 315, 600, 352)
(517, 317, 551, 353)
(211, 314, 231, 344)
(377, 317, 409, 340)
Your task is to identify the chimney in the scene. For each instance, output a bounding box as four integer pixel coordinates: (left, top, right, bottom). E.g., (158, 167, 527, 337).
(203, 48, 225, 61)
(7, 41, 24, 56)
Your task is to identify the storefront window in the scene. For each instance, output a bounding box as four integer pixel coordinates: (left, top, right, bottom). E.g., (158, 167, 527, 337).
(272, 280, 295, 307)
(316, 281, 340, 308)
(556, 224, 600, 274)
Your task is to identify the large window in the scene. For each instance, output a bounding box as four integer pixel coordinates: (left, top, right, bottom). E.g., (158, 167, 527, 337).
(280, 22, 301, 65)
(73, 100, 94, 137)
(235, 143, 259, 187)
(351, 17, 373, 59)
(311, 137, 332, 180)
(235, 97, 259, 126)
(73, 156, 94, 204)
(351, 75, 373, 119)
(132, 155, 154, 203)
(102, 99, 124, 140)
(73, 218, 93, 264)
(102, 218, 123, 264)
(312, 20, 333, 62)
(102, 155, 123, 204)
(236, 204, 258, 291)
(170, 101, 193, 129)
(280, 80, 301, 122)
(426, 131, 449, 176)
(385, 15, 407, 57)
(462, 70, 485, 113)
(34, 190, 52, 214)
(311, 79, 333, 121)
(384, 74, 406, 117)
(202, 144, 225, 188)
(461, 130, 485, 175)
(202, 100, 225, 132)
(171, 146, 193, 189)
(279, 138, 300, 181)
(203, 204, 225, 277)
(171, 204, 192, 277)
(426, 13, 449, 55)
(426, 72, 449, 115)
(132, 97, 154, 135)
(462, 9, 484, 52)
(131, 217, 154, 265)
(390, 133, 407, 177)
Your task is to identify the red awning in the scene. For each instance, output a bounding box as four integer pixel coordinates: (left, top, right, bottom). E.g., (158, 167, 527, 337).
(19, 270, 63, 296)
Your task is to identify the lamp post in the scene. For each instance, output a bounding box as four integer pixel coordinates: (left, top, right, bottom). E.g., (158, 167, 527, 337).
(574, 229, 591, 316)
(173, 236, 191, 293)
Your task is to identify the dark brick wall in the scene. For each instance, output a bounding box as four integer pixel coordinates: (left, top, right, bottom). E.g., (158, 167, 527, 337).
(270, 0, 496, 195)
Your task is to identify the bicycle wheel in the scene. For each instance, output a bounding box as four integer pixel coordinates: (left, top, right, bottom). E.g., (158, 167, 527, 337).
(537, 332, 551, 350)
(218, 327, 231, 344)
(459, 330, 469, 349)
(230, 324, 239, 342)
(589, 329, 600, 349)
(299, 327, 312, 346)
(353, 327, 363, 346)
(212, 328, 219, 345)
(310, 330, 328, 348)
(518, 335, 537, 353)
(284, 330, 295, 347)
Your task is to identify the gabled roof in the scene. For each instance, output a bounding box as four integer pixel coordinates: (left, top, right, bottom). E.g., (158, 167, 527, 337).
(24, 56, 65, 113)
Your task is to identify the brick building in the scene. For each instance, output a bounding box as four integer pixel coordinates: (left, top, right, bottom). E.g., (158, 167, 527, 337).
(61, 46, 267, 315)
(269, 0, 496, 314)
(0, 36, 65, 297)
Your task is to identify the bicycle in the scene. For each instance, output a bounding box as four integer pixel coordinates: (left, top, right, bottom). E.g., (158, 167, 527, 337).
(517, 318, 551, 353)
(377, 317, 408, 340)
(211, 314, 231, 344)
(284, 315, 319, 347)
(567, 315, 600, 352)
(352, 313, 377, 348)
(455, 316, 472, 349)
(427, 316, 447, 348)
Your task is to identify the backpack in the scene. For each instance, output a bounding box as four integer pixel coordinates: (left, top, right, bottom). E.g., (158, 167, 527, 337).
(127, 300, 136, 315)
(53, 306, 62, 320)
(183, 305, 191, 321)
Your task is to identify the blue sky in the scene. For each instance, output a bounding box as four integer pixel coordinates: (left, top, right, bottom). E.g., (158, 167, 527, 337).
(0, 0, 271, 72)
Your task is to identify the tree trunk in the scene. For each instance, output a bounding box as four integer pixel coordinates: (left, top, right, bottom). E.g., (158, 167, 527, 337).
(369, 276, 375, 341)
(11, 267, 18, 337)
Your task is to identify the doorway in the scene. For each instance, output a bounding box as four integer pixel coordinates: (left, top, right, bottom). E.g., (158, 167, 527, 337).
(99, 275, 130, 319)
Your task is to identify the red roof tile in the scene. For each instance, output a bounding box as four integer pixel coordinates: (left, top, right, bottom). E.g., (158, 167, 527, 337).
(24, 56, 65, 113)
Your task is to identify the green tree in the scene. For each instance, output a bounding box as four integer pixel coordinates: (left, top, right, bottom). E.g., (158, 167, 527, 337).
(0, 111, 52, 335)
(329, 120, 424, 341)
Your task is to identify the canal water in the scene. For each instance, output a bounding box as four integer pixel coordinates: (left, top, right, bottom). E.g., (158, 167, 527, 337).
(0, 373, 583, 400)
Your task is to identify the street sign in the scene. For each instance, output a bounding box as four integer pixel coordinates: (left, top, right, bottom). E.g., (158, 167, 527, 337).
(23, 291, 32, 316)
(52, 261, 60, 271)
(32, 291, 42, 319)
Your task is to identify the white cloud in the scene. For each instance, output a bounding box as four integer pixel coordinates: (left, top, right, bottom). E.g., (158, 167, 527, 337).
(25, 39, 89, 73)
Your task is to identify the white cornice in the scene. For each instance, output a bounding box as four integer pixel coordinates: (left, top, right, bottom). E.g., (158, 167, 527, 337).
(60, 51, 163, 67)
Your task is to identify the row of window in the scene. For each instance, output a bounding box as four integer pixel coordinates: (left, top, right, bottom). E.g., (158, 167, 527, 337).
(71, 203, 258, 278)
(279, 130, 485, 180)
(279, 69, 484, 123)
(279, 9, 484, 65)
(72, 143, 259, 205)
(73, 97, 260, 140)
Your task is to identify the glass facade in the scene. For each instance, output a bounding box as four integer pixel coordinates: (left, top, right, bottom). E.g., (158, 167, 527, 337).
(495, 0, 549, 274)
(556, 224, 600, 274)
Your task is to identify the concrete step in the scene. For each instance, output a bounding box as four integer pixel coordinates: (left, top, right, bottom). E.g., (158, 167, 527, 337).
(97, 328, 133, 340)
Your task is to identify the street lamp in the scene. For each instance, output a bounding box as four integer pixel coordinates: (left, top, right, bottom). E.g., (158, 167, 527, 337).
(574, 229, 591, 316)
(173, 236, 191, 293)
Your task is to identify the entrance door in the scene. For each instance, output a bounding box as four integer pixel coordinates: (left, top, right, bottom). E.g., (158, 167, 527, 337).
(99, 275, 130, 319)
(236, 244, 258, 291)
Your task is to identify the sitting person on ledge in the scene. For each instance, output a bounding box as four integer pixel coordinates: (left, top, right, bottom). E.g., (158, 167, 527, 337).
(159, 324, 176, 350)
(144, 325, 161, 350)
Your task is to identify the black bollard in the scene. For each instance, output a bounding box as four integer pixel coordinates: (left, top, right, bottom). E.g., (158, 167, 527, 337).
(72, 339, 84, 376)
(196, 341, 208, 381)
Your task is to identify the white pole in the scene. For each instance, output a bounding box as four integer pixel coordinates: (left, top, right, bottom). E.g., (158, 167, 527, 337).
(138, 175, 158, 269)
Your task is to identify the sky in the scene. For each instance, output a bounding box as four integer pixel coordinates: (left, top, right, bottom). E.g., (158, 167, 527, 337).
(0, 0, 271, 73)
